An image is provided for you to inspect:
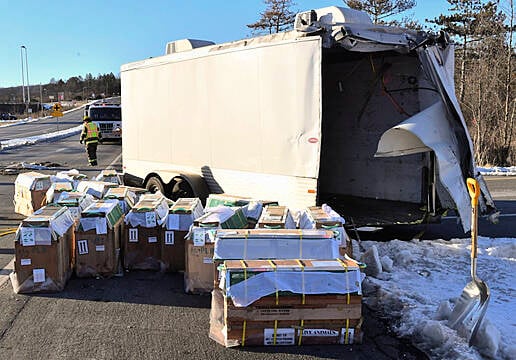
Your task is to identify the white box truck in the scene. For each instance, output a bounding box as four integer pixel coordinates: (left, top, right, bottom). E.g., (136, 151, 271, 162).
(121, 6, 494, 231)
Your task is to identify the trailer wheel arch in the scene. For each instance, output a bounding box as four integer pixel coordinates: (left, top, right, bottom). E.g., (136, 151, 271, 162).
(171, 174, 210, 204)
(144, 174, 167, 194)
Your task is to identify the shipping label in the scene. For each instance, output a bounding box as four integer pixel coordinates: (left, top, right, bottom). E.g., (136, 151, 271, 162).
(95, 245, 105, 252)
(165, 231, 175, 245)
(193, 230, 206, 246)
(145, 212, 156, 227)
(263, 328, 295, 345)
(77, 240, 89, 255)
(35, 181, 44, 191)
(203, 257, 213, 264)
(20, 258, 31, 266)
(21, 228, 36, 246)
(129, 228, 138, 242)
(33, 268, 45, 283)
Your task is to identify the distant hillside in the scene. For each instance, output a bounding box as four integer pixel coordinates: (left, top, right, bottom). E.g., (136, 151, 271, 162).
(0, 72, 120, 104)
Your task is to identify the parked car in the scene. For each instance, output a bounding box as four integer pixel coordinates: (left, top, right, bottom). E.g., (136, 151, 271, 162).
(0, 113, 17, 120)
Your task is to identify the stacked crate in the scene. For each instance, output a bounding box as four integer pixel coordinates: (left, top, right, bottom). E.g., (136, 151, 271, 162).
(298, 205, 353, 258)
(210, 259, 364, 347)
(162, 198, 203, 272)
(55, 191, 94, 220)
(10, 205, 75, 293)
(256, 205, 296, 229)
(13, 171, 52, 216)
(74, 200, 124, 278)
(103, 186, 137, 214)
(76, 180, 118, 199)
(184, 205, 249, 294)
(123, 193, 170, 271)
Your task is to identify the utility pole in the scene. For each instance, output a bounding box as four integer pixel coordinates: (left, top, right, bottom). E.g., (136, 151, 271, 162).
(20, 46, 26, 105)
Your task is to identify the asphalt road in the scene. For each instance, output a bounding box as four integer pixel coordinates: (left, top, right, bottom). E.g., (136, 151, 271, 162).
(0, 108, 84, 141)
(0, 124, 513, 359)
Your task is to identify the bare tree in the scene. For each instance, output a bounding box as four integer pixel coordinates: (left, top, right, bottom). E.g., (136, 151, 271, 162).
(343, 0, 416, 24)
(247, 0, 297, 35)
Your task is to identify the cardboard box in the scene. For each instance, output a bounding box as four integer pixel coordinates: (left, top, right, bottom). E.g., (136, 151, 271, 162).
(256, 205, 295, 229)
(55, 169, 87, 189)
(205, 194, 251, 209)
(14, 171, 52, 216)
(95, 169, 121, 184)
(103, 186, 137, 214)
(194, 206, 248, 229)
(299, 205, 353, 258)
(162, 198, 204, 272)
(213, 229, 340, 261)
(45, 181, 74, 203)
(75, 200, 124, 278)
(55, 191, 94, 220)
(123, 194, 169, 271)
(76, 180, 118, 199)
(221, 259, 364, 308)
(10, 205, 75, 293)
(184, 228, 216, 294)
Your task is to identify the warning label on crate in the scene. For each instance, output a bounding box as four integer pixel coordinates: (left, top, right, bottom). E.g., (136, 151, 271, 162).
(339, 328, 355, 344)
(301, 329, 339, 337)
(78, 240, 89, 255)
(263, 328, 295, 345)
(129, 228, 138, 242)
(165, 231, 175, 245)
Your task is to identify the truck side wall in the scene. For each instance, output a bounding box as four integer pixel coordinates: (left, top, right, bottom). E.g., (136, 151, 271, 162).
(122, 37, 323, 208)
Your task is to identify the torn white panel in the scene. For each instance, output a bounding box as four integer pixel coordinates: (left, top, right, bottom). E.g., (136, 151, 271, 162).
(375, 101, 471, 231)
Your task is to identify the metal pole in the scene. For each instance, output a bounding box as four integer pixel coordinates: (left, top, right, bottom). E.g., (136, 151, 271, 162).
(24, 46, 30, 108)
(20, 46, 25, 105)
(40, 83, 43, 115)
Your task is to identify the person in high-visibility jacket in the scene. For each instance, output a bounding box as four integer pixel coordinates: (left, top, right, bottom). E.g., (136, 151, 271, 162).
(80, 116, 102, 166)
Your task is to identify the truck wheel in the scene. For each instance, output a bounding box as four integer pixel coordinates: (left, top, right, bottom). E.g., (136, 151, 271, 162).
(146, 176, 165, 194)
(171, 178, 194, 200)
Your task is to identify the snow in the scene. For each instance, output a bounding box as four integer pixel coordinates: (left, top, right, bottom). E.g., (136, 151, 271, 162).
(478, 166, 516, 176)
(358, 237, 516, 360)
(0, 125, 82, 151)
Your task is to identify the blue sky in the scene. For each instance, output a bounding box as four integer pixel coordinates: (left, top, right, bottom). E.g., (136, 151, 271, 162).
(0, 0, 450, 89)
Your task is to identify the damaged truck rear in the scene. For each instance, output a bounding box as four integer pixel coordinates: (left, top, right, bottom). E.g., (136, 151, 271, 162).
(121, 6, 495, 232)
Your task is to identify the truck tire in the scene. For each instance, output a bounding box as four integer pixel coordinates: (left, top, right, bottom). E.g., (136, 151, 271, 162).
(145, 176, 165, 194)
(171, 178, 194, 200)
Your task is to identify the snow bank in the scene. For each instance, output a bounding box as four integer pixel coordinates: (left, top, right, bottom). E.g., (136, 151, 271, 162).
(478, 166, 516, 176)
(0, 125, 82, 151)
(357, 237, 515, 360)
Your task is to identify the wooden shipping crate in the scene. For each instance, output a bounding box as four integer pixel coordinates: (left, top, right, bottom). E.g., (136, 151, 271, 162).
(162, 198, 204, 272)
(209, 289, 363, 347)
(123, 193, 170, 271)
(11, 205, 75, 293)
(184, 237, 215, 294)
(256, 205, 295, 229)
(75, 217, 123, 278)
(14, 171, 52, 216)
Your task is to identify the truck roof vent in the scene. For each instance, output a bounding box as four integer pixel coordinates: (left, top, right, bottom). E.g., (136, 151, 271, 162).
(165, 39, 215, 55)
